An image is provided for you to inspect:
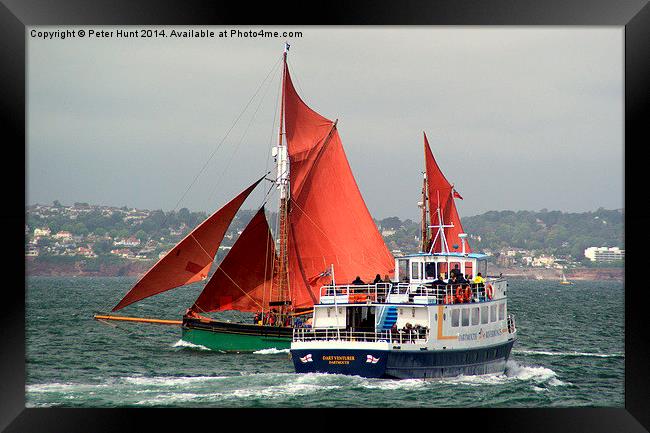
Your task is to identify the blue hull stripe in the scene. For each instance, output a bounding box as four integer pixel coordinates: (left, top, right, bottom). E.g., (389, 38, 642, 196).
(292, 339, 515, 379)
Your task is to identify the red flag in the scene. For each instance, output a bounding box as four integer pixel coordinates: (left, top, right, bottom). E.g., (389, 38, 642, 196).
(453, 189, 463, 200)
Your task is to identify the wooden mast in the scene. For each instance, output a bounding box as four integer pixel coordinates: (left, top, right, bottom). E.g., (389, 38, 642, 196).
(420, 170, 429, 252)
(271, 45, 291, 324)
(420, 132, 430, 252)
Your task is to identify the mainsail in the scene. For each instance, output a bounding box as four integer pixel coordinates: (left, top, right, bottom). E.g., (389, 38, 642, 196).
(423, 132, 470, 254)
(283, 61, 395, 309)
(111, 178, 262, 311)
(110, 54, 395, 316)
(190, 207, 276, 313)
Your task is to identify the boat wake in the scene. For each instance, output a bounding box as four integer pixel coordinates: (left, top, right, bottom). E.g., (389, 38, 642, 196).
(123, 375, 230, 386)
(253, 348, 290, 355)
(172, 339, 211, 351)
(441, 360, 569, 388)
(513, 349, 624, 358)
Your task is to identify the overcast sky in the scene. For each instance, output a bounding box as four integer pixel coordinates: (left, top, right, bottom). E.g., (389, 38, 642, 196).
(27, 27, 623, 220)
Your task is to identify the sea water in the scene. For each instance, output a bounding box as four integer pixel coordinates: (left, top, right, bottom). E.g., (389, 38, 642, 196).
(26, 277, 624, 407)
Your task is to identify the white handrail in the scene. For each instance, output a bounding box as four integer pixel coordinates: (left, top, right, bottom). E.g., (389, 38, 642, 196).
(292, 327, 429, 344)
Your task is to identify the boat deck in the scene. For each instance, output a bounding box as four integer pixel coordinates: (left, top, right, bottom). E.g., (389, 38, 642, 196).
(318, 279, 505, 306)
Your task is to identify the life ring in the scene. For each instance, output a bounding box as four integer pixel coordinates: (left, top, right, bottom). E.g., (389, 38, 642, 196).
(464, 286, 472, 302)
(444, 294, 453, 304)
(486, 284, 494, 300)
(455, 286, 465, 304)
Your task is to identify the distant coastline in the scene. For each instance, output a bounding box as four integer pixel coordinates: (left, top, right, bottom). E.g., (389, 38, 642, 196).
(490, 265, 623, 282)
(26, 257, 622, 282)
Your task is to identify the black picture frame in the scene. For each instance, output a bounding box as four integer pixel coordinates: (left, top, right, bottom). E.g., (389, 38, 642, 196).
(3, 0, 648, 431)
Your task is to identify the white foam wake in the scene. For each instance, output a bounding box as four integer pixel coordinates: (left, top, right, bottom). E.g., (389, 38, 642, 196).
(172, 339, 211, 351)
(442, 360, 568, 387)
(513, 349, 624, 358)
(253, 348, 290, 355)
(123, 375, 229, 386)
(504, 360, 568, 386)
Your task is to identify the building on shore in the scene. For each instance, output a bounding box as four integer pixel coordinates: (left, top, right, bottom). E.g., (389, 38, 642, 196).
(584, 246, 624, 262)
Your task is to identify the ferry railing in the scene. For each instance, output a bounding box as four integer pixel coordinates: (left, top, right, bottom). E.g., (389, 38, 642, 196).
(319, 282, 397, 303)
(292, 327, 430, 344)
(318, 281, 505, 305)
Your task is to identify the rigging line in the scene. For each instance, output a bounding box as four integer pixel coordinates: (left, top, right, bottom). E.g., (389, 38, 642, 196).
(289, 195, 388, 272)
(207, 58, 282, 206)
(261, 182, 277, 314)
(262, 69, 284, 314)
(191, 257, 264, 313)
(262, 205, 273, 315)
(189, 233, 214, 263)
(166, 54, 282, 219)
(261, 61, 283, 208)
(286, 58, 304, 97)
(210, 261, 264, 310)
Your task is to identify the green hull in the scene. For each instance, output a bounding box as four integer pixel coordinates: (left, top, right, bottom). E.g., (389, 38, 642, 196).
(181, 319, 292, 352)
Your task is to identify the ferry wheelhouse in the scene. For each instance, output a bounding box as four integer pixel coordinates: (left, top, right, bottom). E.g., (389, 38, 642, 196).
(290, 133, 518, 378)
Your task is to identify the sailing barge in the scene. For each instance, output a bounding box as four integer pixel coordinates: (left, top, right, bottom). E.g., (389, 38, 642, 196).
(97, 45, 394, 352)
(290, 134, 518, 378)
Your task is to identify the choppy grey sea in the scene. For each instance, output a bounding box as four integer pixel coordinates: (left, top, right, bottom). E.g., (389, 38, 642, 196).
(26, 277, 624, 407)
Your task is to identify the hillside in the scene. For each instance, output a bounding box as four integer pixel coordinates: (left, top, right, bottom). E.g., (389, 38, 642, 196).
(26, 202, 623, 277)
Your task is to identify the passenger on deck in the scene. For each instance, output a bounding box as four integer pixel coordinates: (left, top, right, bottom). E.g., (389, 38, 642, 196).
(372, 274, 382, 284)
(473, 272, 485, 285)
(294, 317, 303, 328)
(382, 274, 391, 283)
(253, 312, 261, 324)
(352, 276, 365, 285)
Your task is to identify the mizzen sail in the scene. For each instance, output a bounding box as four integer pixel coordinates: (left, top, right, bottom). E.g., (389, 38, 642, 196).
(283, 62, 394, 309)
(112, 178, 263, 311)
(190, 207, 276, 313)
(424, 132, 470, 253)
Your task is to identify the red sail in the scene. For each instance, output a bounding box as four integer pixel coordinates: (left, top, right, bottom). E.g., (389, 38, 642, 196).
(424, 132, 470, 253)
(112, 179, 262, 311)
(283, 62, 395, 309)
(191, 207, 275, 313)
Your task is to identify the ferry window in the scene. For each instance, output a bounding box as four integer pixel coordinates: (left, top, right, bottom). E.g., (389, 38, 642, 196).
(425, 262, 436, 279)
(451, 309, 460, 327)
(411, 261, 420, 280)
(499, 303, 506, 320)
(327, 308, 331, 318)
(490, 304, 497, 322)
(437, 262, 448, 277)
(461, 308, 470, 326)
(411, 308, 415, 318)
(478, 260, 487, 278)
(481, 306, 489, 324)
(465, 262, 473, 279)
(471, 307, 479, 325)
(398, 259, 409, 282)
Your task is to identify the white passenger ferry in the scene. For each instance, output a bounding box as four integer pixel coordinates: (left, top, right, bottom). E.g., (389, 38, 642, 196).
(290, 133, 518, 379)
